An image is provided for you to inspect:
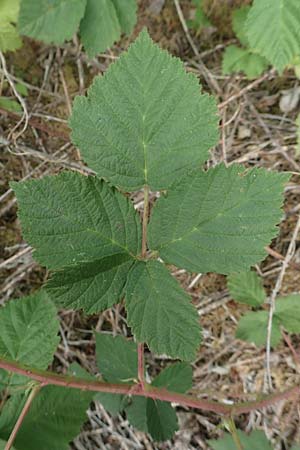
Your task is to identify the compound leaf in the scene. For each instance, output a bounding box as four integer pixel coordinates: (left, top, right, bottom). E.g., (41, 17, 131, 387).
(70, 29, 218, 192)
(275, 295, 300, 333)
(0, 291, 59, 390)
(149, 164, 288, 274)
(125, 260, 201, 361)
(232, 6, 250, 47)
(14, 386, 92, 450)
(95, 333, 137, 383)
(18, 0, 86, 45)
(12, 172, 141, 314)
(236, 310, 281, 347)
(209, 430, 272, 450)
(246, 0, 300, 73)
(227, 271, 265, 307)
(222, 45, 268, 79)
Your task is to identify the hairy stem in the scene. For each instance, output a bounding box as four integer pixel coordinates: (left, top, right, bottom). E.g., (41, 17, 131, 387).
(5, 384, 41, 450)
(0, 358, 299, 417)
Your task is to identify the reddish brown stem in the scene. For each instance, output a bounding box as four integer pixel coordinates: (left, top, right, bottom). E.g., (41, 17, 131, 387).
(137, 343, 145, 388)
(0, 358, 299, 417)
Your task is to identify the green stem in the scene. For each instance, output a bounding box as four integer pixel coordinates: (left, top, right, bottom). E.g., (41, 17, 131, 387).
(228, 418, 244, 450)
(5, 384, 41, 450)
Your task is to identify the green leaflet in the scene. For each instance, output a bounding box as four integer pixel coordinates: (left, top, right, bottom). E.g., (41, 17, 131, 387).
(12, 172, 141, 314)
(18, 0, 87, 45)
(46, 254, 133, 314)
(0, 21, 22, 52)
(70, 29, 219, 192)
(232, 6, 250, 47)
(188, 0, 211, 31)
(95, 333, 137, 383)
(149, 164, 289, 275)
(222, 45, 268, 79)
(275, 295, 300, 333)
(236, 311, 281, 347)
(246, 0, 300, 73)
(0, 0, 21, 52)
(125, 260, 201, 361)
(0, 291, 59, 390)
(80, 0, 137, 57)
(1, 387, 93, 450)
(227, 271, 265, 307)
(0, 96, 22, 112)
(209, 430, 272, 450)
(126, 362, 192, 441)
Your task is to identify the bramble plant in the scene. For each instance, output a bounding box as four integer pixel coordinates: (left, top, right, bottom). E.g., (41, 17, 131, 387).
(0, 0, 137, 57)
(0, 29, 298, 449)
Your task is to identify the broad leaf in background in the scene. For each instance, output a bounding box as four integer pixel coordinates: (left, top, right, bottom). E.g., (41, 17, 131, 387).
(125, 260, 201, 360)
(222, 45, 268, 79)
(246, 0, 300, 73)
(209, 430, 272, 450)
(227, 271, 265, 307)
(12, 172, 141, 314)
(275, 295, 300, 333)
(149, 164, 288, 274)
(236, 311, 281, 347)
(0, 97, 22, 112)
(0, 291, 59, 390)
(0, 0, 21, 52)
(18, 0, 87, 44)
(188, 0, 211, 31)
(70, 30, 218, 192)
(232, 6, 250, 47)
(80, 0, 137, 57)
(11, 387, 92, 450)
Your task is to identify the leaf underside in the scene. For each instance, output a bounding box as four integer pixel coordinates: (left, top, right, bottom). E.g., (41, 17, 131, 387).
(149, 164, 289, 274)
(70, 29, 219, 191)
(125, 260, 201, 360)
(246, 0, 300, 73)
